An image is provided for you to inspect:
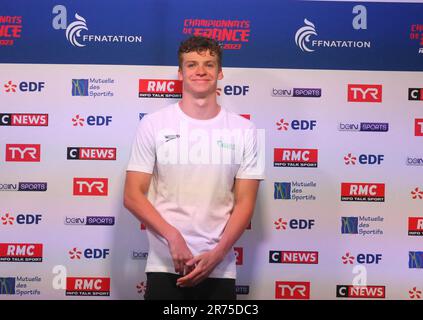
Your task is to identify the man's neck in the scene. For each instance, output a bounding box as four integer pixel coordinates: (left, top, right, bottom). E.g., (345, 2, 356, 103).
(178, 94, 221, 120)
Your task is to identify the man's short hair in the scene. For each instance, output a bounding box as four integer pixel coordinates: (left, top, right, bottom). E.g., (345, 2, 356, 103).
(178, 36, 223, 69)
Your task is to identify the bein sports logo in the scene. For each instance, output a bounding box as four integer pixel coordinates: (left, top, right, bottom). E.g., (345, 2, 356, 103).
(0, 182, 47, 192)
(271, 88, 321, 98)
(236, 285, 250, 295)
(64, 216, 115, 226)
(295, 19, 317, 52)
(339, 122, 389, 132)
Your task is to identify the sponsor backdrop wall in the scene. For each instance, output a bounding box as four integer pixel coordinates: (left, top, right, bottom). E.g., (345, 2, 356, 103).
(1, 0, 422, 299)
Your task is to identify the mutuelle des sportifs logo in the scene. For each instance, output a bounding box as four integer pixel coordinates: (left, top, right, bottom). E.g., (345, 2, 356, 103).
(52, 5, 142, 47)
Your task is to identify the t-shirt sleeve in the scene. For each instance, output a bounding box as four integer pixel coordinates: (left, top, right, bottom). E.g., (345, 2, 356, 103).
(236, 123, 265, 180)
(126, 116, 156, 174)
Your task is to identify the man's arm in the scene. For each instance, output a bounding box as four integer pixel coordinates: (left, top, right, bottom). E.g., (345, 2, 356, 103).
(176, 178, 260, 287)
(123, 171, 194, 274)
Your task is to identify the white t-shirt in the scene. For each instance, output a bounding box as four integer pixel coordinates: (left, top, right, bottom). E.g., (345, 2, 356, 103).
(127, 102, 264, 278)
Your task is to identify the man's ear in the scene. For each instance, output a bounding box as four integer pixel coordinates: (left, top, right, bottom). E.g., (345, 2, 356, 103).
(178, 68, 183, 81)
(218, 68, 224, 80)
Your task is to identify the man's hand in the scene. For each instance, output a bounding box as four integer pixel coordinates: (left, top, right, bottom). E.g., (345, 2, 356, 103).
(167, 230, 195, 275)
(124, 171, 195, 275)
(175, 179, 260, 287)
(176, 249, 224, 287)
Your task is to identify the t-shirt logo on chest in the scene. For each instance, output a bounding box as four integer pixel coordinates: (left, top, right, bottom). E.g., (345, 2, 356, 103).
(217, 140, 235, 150)
(164, 134, 180, 143)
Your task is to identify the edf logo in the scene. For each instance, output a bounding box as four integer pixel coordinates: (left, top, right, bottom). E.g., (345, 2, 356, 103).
(4, 81, 45, 93)
(1, 213, 42, 225)
(69, 247, 110, 260)
(274, 218, 315, 230)
(344, 153, 384, 165)
(217, 85, 249, 96)
(276, 118, 317, 131)
(342, 252, 382, 264)
(72, 115, 112, 127)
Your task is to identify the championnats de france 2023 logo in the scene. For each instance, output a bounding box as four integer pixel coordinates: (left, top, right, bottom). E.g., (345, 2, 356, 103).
(295, 19, 317, 53)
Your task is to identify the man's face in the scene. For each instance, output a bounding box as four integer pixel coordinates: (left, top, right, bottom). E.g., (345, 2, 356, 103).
(178, 49, 223, 98)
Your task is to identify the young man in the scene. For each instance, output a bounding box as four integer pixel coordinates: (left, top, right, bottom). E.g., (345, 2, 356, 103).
(124, 36, 264, 300)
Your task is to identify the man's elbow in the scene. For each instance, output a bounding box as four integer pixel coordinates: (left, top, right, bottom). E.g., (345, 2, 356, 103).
(123, 191, 135, 211)
(123, 188, 147, 212)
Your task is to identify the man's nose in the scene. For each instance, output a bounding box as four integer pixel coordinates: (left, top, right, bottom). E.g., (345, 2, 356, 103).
(196, 65, 206, 75)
